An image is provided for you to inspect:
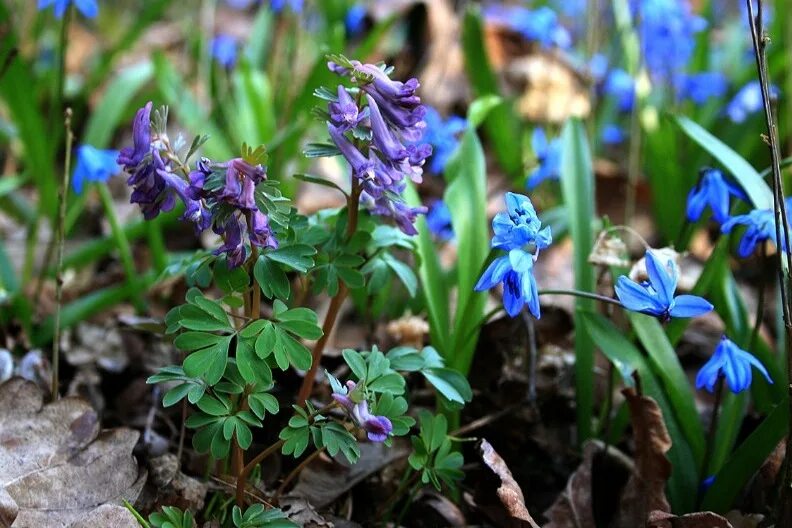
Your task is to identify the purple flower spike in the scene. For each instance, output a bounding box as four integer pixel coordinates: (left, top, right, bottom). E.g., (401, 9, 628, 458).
(118, 102, 153, 170)
(329, 86, 365, 131)
(368, 95, 409, 162)
(214, 217, 247, 268)
(328, 124, 375, 182)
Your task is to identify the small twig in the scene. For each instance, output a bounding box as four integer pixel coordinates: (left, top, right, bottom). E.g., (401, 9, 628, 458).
(275, 446, 326, 499)
(51, 108, 74, 399)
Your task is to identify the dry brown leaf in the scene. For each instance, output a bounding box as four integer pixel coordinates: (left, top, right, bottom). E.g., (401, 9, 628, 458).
(0, 378, 146, 527)
(543, 442, 598, 528)
(647, 510, 733, 528)
(479, 439, 540, 527)
(615, 388, 672, 528)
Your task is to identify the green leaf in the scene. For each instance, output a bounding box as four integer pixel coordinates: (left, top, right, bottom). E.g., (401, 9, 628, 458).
(280, 422, 311, 458)
(382, 252, 418, 297)
(673, 115, 773, 209)
(182, 335, 233, 385)
(367, 373, 406, 395)
(213, 260, 250, 293)
(342, 349, 367, 381)
(293, 173, 348, 195)
(255, 322, 277, 359)
(319, 422, 360, 464)
(266, 244, 317, 273)
(197, 395, 231, 416)
(559, 118, 597, 443)
(249, 392, 279, 420)
(275, 331, 312, 371)
(236, 337, 273, 385)
(303, 142, 342, 158)
(385, 347, 425, 371)
(422, 368, 473, 405)
(254, 256, 291, 301)
(276, 307, 323, 339)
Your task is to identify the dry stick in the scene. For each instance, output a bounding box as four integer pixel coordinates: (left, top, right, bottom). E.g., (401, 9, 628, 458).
(275, 446, 326, 499)
(51, 108, 74, 399)
(745, 1, 792, 522)
(296, 182, 362, 404)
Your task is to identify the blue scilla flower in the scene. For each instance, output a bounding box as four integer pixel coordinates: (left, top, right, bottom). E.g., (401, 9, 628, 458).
(38, 0, 98, 18)
(484, 5, 571, 49)
(72, 145, 120, 194)
(686, 168, 746, 224)
(345, 4, 367, 37)
(475, 249, 541, 318)
(605, 69, 635, 112)
(226, 0, 256, 8)
(589, 54, 609, 84)
(421, 107, 466, 174)
(426, 200, 453, 241)
(615, 250, 713, 321)
(211, 34, 238, 69)
(527, 129, 561, 190)
(695, 336, 772, 393)
(676, 72, 728, 105)
(633, 0, 706, 81)
(721, 208, 785, 258)
(491, 192, 552, 252)
(601, 124, 625, 145)
(270, 0, 303, 13)
(726, 81, 779, 123)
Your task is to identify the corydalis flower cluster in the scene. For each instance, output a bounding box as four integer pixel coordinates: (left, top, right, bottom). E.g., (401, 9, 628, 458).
(325, 58, 431, 235)
(332, 380, 393, 442)
(118, 102, 276, 268)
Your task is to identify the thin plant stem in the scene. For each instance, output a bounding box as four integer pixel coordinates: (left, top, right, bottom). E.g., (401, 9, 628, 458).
(521, 309, 538, 403)
(296, 181, 362, 404)
(250, 246, 261, 320)
(745, 2, 792, 521)
(624, 76, 642, 224)
(275, 446, 326, 499)
(51, 108, 74, 399)
(96, 183, 146, 312)
(697, 376, 724, 509)
(750, 242, 768, 351)
(538, 288, 624, 308)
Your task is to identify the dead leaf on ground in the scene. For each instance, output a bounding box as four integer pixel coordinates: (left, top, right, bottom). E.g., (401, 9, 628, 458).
(479, 439, 540, 527)
(647, 510, 733, 528)
(615, 388, 672, 528)
(543, 442, 598, 528)
(279, 496, 332, 528)
(291, 441, 409, 509)
(0, 378, 146, 527)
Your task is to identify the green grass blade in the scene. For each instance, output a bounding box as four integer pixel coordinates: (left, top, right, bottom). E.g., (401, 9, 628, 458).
(559, 118, 597, 443)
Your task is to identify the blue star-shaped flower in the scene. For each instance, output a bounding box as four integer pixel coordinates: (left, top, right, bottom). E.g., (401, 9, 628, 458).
(38, 0, 98, 18)
(425, 200, 453, 241)
(421, 107, 466, 174)
(614, 250, 713, 321)
(695, 336, 772, 393)
(211, 34, 238, 69)
(526, 129, 561, 190)
(726, 81, 779, 123)
(475, 249, 541, 318)
(721, 208, 784, 258)
(676, 72, 728, 105)
(491, 192, 552, 252)
(686, 168, 746, 224)
(72, 145, 119, 194)
(604, 69, 635, 112)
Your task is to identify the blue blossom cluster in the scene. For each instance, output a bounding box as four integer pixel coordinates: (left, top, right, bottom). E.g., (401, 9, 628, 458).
(475, 193, 552, 318)
(726, 81, 779, 123)
(332, 380, 393, 442)
(425, 200, 453, 241)
(38, 0, 98, 18)
(527, 129, 561, 189)
(421, 107, 466, 174)
(326, 59, 431, 235)
(118, 102, 276, 268)
(615, 250, 713, 322)
(484, 4, 571, 49)
(211, 34, 238, 70)
(685, 167, 787, 258)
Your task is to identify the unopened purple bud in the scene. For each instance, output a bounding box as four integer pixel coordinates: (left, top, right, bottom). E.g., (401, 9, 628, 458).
(118, 101, 153, 170)
(248, 210, 279, 250)
(367, 95, 409, 162)
(329, 86, 364, 131)
(328, 124, 375, 181)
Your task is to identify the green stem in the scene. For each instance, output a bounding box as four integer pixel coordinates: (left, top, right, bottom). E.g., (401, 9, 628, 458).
(51, 108, 73, 399)
(697, 376, 724, 509)
(538, 288, 623, 308)
(96, 183, 146, 312)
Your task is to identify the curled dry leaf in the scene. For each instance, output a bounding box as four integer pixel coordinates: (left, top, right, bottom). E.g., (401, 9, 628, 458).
(543, 442, 598, 528)
(0, 378, 146, 527)
(647, 510, 733, 528)
(615, 388, 672, 528)
(478, 439, 540, 528)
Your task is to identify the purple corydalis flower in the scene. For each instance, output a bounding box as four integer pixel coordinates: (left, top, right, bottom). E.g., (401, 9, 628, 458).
(614, 250, 713, 321)
(329, 86, 366, 131)
(695, 336, 772, 394)
(332, 380, 393, 442)
(118, 101, 153, 170)
(218, 158, 266, 210)
(368, 94, 409, 162)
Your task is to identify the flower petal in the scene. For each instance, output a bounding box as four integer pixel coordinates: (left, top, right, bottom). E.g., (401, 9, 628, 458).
(669, 295, 713, 318)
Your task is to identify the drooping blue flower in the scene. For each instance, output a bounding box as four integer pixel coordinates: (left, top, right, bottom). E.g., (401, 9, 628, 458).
(726, 81, 778, 123)
(605, 69, 635, 112)
(527, 129, 561, 190)
(721, 208, 784, 258)
(475, 193, 551, 318)
(475, 249, 541, 318)
(345, 4, 367, 37)
(211, 34, 238, 69)
(484, 5, 571, 49)
(589, 53, 609, 84)
(332, 380, 393, 442)
(601, 124, 625, 145)
(426, 200, 453, 241)
(421, 107, 466, 174)
(633, 0, 706, 81)
(686, 168, 746, 224)
(615, 250, 713, 321)
(270, 0, 302, 13)
(72, 145, 119, 194)
(491, 192, 552, 252)
(695, 336, 772, 393)
(38, 0, 98, 18)
(676, 72, 728, 104)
